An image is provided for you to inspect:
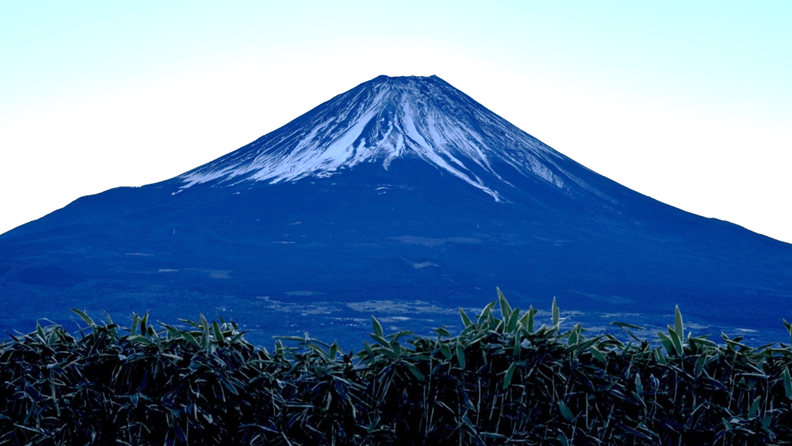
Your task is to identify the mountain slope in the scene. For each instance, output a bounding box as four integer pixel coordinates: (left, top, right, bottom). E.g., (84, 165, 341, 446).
(1, 75, 790, 347)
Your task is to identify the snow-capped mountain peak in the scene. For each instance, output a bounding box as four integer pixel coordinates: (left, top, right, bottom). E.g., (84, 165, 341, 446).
(178, 75, 570, 200)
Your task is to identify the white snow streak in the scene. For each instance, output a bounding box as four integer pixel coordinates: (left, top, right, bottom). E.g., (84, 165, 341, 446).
(179, 76, 570, 199)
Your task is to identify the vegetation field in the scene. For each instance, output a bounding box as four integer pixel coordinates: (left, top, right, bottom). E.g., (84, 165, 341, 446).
(2, 291, 792, 445)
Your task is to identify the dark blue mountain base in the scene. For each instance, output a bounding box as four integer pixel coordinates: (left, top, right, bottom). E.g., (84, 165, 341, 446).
(1, 76, 790, 347)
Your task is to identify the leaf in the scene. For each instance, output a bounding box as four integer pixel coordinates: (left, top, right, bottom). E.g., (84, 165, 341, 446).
(35, 322, 46, 343)
(180, 331, 201, 349)
(657, 332, 676, 356)
(456, 342, 466, 370)
(141, 311, 150, 337)
(694, 354, 707, 377)
(552, 297, 560, 328)
(634, 374, 644, 399)
(407, 364, 425, 381)
(71, 309, 96, 327)
(610, 321, 646, 330)
(440, 343, 452, 360)
(433, 327, 451, 338)
(369, 333, 390, 347)
(372, 316, 384, 338)
(477, 300, 497, 325)
(667, 326, 684, 357)
(526, 306, 536, 333)
(363, 341, 376, 361)
(783, 367, 792, 400)
(459, 308, 474, 328)
(749, 395, 762, 418)
(131, 313, 140, 335)
(497, 287, 512, 321)
(675, 305, 684, 341)
(128, 335, 155, 346)
(589, 346, 607, 364)
(506, 309, 520, 333)
(513, 334, 521, 357)
(503, 362, 516, 390)
(212, 321, 224, 344)
(558, 400, 574, 422)
(480, 432, 508, 440)
(568, 324, 579, 345)
(378, 346, 398, 360)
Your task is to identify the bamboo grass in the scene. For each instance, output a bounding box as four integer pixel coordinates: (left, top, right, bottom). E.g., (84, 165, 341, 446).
(1, 291, 791, 445)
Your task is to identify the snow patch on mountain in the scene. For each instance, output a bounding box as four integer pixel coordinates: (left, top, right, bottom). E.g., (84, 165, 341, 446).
(178, 75, 574, 199)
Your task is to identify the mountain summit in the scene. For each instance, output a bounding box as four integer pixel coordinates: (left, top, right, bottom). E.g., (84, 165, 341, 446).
(1, 75, 791, 346)
(179, 75, 567, 200)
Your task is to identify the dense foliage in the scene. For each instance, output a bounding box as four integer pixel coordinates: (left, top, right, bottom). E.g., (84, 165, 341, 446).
(2, 291, 792, 445)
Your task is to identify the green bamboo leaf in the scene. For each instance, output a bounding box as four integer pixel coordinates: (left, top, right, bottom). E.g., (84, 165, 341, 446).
(567, 324, 578, 345)
(181, 331, 201, 349)
(666, 326, 684, 356)
(370, 333, 390, 347)
(433, 327, 451, 338)
(502, 362, 516, 390)
(610, 321, 646, 330)
(589, 346, 607, 364)
(657, 331, 676, 356)
(558, 400, 574, 422)
(634, 374, 644, 399)
(131, 313, 140, 335)
(212, 321, 224, 344)
(456, 342, 466, 370)
(200, 314, 210, 349)
(378, 346, 398, 360)
(363, 341, 376, 361)
(440, 343, 452, 360)
(459, 308, 474, 328)
(675, 305, 684, 341)
(655, 348, 667, 364)
(749, 395, 762, 418)
(784, 367, 792, 400)
(35, 322, 46, 342)
(229, 331, 246, 344)
(140, 312, 149, 337)
(128, 335, 155, 346)
(513, 334, 521, 357)
(694, 354, 707, 377)
(273, 335, 306, 342)
(407, 363, 425, 381)
(220, 376, 240, 396)
(526, 306, 536, 333)
(506, 308, 520, 333)
(372, 316, 384, 338)
(552, 297, 560, 328)
(763, 413, 773, 431)
(497, 287, 512, 321)
(477, 301, 497, 325)
(71, 309, 96, 327)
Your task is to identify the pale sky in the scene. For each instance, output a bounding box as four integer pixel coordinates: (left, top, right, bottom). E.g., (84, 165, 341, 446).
(1, 1, 790, 243)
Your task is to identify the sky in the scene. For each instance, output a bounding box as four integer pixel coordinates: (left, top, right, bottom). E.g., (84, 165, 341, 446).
(1, 1, 790, 243)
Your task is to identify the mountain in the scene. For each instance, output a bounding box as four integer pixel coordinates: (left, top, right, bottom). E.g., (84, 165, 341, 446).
(1, 75, 791, 347)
